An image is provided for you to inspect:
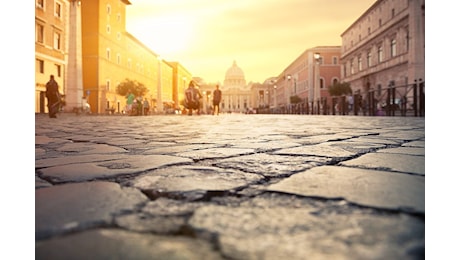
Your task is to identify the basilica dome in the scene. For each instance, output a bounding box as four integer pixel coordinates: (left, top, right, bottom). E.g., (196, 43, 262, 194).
(225, 60, 245, 81)
(224, 60, 246, 88)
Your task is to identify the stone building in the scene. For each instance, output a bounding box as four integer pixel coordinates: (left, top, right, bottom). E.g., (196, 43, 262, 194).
(340, 0, 425, 113)
(35, 0, 68, 113)
(222, 61, 252, 113)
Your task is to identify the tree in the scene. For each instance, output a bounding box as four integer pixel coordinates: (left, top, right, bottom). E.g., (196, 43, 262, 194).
(116, 78, 148, 97)
(328, 82, 352, 96)
(290, 95, 302, 104)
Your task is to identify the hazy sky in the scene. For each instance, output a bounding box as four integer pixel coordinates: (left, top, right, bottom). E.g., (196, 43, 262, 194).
(126, 0, 377, 84)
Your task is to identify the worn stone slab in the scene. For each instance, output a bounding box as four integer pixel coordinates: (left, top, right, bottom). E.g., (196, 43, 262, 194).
(35, 154, 128, 169)
(36, 181, 147, 240)
(35, 176, 52, 189)
(188, 204, 424, 259)
(35, 135, 72, 145)
(229, 140, 302, 151)
(377, 147, 425, 156)
(35, 228, 224, 260)
(56, 142, 128, 154)
(215, 153, 329, 177)
(37, 154, 192, 183)
(175, 147, 254, 160)
(402, 140, 425, 148)
(142, 144, 220, 155)
(131, 165, 263, 192)
(341, 152, 425, 175)
(273, 143, 356, 158)
(266, 166, 424, 213)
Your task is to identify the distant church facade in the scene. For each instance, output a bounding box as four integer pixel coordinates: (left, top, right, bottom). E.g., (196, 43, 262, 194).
(221, 61, 253, 113)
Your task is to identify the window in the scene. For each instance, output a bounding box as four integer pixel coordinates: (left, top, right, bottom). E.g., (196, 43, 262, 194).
(54, 32, 61, 50)
(106, 4, 111, 14)
(36, 0, 44, 8)
(55, 2, 62, 18)
(405, 29, 410, 52)
(117, 54, 121, 65)
(390, 39, 397, 57)
(117, 13, 121, 22)
(36, 59, 44, 74)
(367, 51, 372, 67)
(36, 23, 44, 43)
(106, 48, 111, 60)
(55, 64, 61, 77)
(358, 56, 363, 71)
(377, 46, 383, 63)
(106, 25, 111, 34)
(332, 57, 338, 65)
(117, 32, 121, 40)
(350, 59, 354, 74)
(106, 80, 110, 91)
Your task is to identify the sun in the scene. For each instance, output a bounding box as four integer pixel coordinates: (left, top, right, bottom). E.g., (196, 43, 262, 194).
(128, 14, 196, 58)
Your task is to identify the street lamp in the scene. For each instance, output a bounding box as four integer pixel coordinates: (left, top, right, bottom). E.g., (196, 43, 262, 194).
(314, 53, 321, 114)
(286, 74, 291, 107)
(274, 85, 277, 112)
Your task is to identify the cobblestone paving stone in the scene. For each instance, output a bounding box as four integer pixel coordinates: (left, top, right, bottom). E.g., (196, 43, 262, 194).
(35, 113, 425, 260)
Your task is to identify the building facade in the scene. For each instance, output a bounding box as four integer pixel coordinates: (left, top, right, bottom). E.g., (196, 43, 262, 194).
(340, 0, 425, 113)
(36, 0, 192, 115)
(35, 0, 68, 113)
(271, 46, 341, 114)
(222, 61, 252, 113)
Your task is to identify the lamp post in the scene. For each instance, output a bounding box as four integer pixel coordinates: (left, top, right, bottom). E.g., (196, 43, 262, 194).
(313, 53, 321, 115)
(274, 85, 277, 113)
(286, 74, 291, 113)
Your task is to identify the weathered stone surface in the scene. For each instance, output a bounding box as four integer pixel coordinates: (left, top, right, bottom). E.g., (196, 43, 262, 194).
(188, 204, 424, 260)
(37, 155, 192, 182)
(175, 147, 255, 160)
(36, 181, 148, 240)
(56, 142, 128, 154)
(35, 154, 126, 168)
(341, 153, 425, 175)
(35, 228, 224, 260)
(215, 153, 328, 177)
(35, 114, 425, 259)
(266, 166, 424, 213)
(35, 176, 52, 189)
(131, 165, 263, 192)
(273, 143, 357, 158)
(376, 146, 425, 156)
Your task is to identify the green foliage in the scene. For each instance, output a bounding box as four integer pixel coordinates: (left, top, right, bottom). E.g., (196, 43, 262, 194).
(328, 82, 352, 96)
(116, 78, 148, 97)
(290, 95, 302, 104)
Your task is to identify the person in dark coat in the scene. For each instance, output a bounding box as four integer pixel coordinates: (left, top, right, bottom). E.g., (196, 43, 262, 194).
(45, 75, 61, 118)
(212, 84, 222, 115)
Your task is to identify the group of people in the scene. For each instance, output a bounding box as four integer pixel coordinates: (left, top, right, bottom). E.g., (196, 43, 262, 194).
(45, 75, 221, 118)
(184, 81, 222, 116)
(125, 91, 150, 116)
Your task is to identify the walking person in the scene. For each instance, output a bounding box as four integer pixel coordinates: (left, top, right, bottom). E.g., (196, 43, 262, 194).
(143, 98, 150, 115)
(45, 75, 61, 118)
(126, 91, 135, 115)
(212, 84, 222, 115)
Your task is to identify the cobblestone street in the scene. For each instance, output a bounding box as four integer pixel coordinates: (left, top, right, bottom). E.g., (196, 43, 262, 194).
(35, 113, 425, 259)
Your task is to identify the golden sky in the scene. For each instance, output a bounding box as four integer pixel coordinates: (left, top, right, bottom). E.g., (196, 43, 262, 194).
(126, 0, 377, 84)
